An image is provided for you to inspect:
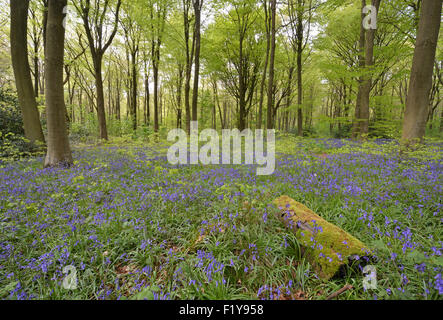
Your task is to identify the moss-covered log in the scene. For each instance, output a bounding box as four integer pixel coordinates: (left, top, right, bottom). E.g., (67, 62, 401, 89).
(274, 196, 374, 280)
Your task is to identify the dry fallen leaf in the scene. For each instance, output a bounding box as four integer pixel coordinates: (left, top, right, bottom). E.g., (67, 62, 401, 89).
(116, 264, 137, 275)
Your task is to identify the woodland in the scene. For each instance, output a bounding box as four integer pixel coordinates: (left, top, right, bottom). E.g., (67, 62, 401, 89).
(0, 0, 442, 301)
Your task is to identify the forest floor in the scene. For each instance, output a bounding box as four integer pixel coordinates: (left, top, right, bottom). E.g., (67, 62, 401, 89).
(0, 136, 442, 300)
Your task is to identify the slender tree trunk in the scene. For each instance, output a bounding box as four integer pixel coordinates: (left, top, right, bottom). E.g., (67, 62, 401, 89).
(296, 43, 303, 136)
(238, 33, 246, 131)
(79, 89, 84, 124)
(93, 58, 108, 140)
(146, 77, 150, 124)
(258, 0, 271, 130)
(131, 52, 138, 131)
(153, 50, 160, 132)
(192, 0, 202, 122)
(285, 66, 295, 132)
(213, 80, 225, 129)
(183, 0, 194, 134)
(352, 0, 367, 139)
(359, 0, 381, 138)
(32, 16, 40, 98)
(428, 106, 434, 130)
(10, 0, 45, 144)
(184, 67, 191, 133)
(177, 65, 184, 129)
(296, 0, 304, 136)
(159, 85, 163, 125)
(44, 0, 72, 167)
(402, 0, 442, 142)
(107, 69, 112, 121)
(77, 0, 121, 140)
(440, 108, 443, 133)
(267, 0, 276, 130)
(42, 0, 48, 55)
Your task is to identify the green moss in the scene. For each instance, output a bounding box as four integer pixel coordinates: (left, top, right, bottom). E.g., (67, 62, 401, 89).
(274, 196, 373, 280)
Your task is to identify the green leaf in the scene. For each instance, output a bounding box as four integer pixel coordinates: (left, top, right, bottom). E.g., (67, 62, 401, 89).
(2, 281, 19, 293)
(429, 255, 443, 267)
(371, 240, 389, 253)
(406, 251, 426, 264)
(130, 286, 160, 300)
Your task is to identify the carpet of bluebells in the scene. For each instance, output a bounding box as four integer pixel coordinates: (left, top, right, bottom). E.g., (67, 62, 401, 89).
(0, 137, 442, 300)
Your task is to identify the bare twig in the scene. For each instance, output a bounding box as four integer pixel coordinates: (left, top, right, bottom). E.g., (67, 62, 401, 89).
(326, 285, 353, 300)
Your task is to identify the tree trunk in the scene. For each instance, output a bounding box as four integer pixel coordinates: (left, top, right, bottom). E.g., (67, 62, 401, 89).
(153, 50, 160, 132)
(359, 0, 381, 139)
(79, 89, 84, 124)
(440, 108, 443, 133)
(402, 0, 442, 142)
(296, 44, 303, 136)
(258, 0, 271, 130)
(116, 86, 121, 121)
(177, 65, 184, 129)
(192, 0, 202, 123)
(267, 0, 276, 130)
(77, 0, 121, 140)
(10, 0, 45, 144)
(131, 52, 138, 131)
(296, 0, 304, 136)
(238, 32, 246, 131)
(274, 196, 373, 280)
(352, 0, 367, 139)
(285, 66, 295, 132)
(183, 0, 194, 134)
(44, 0, 72, 167)
(32, 16, 40, 98)
(184, 67, 191, 133)
(94, 59, 108, 140)
(145, 76, 150, 124)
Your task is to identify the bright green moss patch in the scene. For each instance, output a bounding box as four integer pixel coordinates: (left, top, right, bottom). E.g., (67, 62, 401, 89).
(274, 196, 374, 280)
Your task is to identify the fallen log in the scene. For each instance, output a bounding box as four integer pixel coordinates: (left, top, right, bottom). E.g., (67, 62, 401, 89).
(274, 196, 374, 280)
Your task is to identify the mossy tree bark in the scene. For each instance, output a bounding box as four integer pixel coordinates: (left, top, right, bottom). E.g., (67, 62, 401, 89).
(274, 196, 373, 280)
(10, 0, 45, 144)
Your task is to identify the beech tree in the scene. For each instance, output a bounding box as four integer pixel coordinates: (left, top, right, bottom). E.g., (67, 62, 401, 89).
(145, 0, 168, 132)
(266, 0, 276, 129)
(44, 0, 73, 167)
(257, 0, 271, 130)
(205, 0, 262, 131)
(10, 0, 45, 144)
(352, 0, 367, 139)
(120, 2, 141, 131)
(183, 0, 195, 134)
(4, 0, 442, 146)
(402, 0, 442, 143)
(286, 0, 315, 136)
(74, 0, 122, 140)
(192, 0, 203, 124)
(354, 0, 381, 139)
